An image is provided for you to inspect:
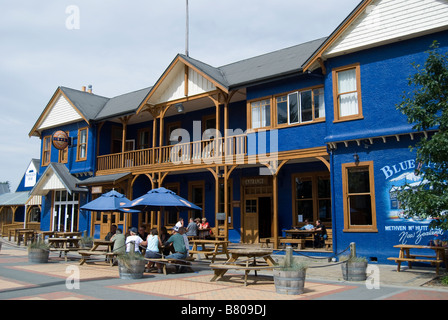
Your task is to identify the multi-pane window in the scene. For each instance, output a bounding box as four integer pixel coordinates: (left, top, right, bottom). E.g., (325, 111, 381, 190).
(251, 99, 271, 129)
(42, 136, 52, 166)
(53, 190, 79, 232)
(77, 128, 88, 161)
(333, 64, 362, 121)
(276, 87, 325, 126)
(342, 162, 377, 232)
(293, 173, 331, 226)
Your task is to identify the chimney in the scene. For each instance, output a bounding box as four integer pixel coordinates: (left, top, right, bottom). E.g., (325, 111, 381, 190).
(81, 86, 86, 92)
(87, 85, 93, 94)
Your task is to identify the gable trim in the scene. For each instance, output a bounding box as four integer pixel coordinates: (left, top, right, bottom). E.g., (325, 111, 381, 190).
(29, 88, 90, 138)
(302, 0, 374, 72)
(137, 55, 228, 114)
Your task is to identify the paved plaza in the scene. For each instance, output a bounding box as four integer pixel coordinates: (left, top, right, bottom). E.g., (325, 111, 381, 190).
(1, 238, 448, 305)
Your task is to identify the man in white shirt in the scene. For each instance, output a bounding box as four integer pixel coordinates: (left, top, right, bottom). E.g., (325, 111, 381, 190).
(125, 227, 146, 253)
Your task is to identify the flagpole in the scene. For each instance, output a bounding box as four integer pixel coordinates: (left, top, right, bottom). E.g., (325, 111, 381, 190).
(186, 0, 189, 56)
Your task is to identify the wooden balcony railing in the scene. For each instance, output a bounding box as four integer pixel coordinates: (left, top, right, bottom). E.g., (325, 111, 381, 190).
(97, 134, 247, 172)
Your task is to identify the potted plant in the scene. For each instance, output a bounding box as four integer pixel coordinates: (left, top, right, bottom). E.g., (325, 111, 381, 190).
(28, 237, 50, 263)
(273, 246, 308, 295)
(340, 255, 368, 281)
(80, 232, 94, 249)
(117, 243, 146, 279)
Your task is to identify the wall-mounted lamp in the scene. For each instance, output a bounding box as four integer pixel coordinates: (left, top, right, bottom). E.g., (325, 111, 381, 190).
(353, 153, 360, 165)
(175, 103, 185, 113)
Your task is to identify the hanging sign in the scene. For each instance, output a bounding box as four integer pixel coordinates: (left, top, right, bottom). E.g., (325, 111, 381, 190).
(52, 130, 70, 150)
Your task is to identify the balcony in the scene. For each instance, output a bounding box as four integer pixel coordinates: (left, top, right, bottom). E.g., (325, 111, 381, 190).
(97, 134, 247, 173)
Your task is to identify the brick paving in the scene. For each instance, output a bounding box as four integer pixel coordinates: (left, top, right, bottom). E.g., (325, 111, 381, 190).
(1, 238, 448, 302)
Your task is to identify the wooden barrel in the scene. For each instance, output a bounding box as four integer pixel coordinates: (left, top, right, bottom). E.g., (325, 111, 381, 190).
(28, 249, 49, 263)
(118, 259, 146, 279)
(273, 269, 306, 295)
(341, 261, 367, 281)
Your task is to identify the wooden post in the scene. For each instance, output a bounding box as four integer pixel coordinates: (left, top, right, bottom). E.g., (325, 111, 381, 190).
(350, 242, 357, 259)
(285, 246, 293, 268)
(273, 174, 279, 249)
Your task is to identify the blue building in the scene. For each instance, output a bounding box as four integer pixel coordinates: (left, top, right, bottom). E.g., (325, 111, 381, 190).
(26, 0, 448, 263)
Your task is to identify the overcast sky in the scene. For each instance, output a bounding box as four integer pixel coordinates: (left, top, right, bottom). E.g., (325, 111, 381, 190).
(0, 0, 361, 192)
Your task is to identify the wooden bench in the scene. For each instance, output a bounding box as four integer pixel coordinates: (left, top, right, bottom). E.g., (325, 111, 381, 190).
(78, 250, 118, 266)
(278, 237, 306, 249)
(144, 256, 195, 275)
(387, 257, 444, 275)
(210, 263, 273, 286)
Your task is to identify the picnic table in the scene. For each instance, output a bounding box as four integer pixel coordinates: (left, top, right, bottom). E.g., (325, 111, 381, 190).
(387, 244, 448, 275)
(210, 248, 275, 286)
(280, 229, 318, 249)
(188, 239, 230, 263)
(16, 229, 36, 246)
(48, 237, 81, 261)
(54, 231, 82, 238)
(78, 240, 116, 266)
(8, 228, 36, 245)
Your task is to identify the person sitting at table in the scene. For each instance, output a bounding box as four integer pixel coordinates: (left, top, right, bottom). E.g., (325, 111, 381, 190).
(175, 217, 184, 228)
(145, 228, 163, 273)
(199, 217, 210, 230)
(138, 227, 149, 252)
(159, 227, 172, 256)
(105, 224, 117, 241)
(299, 219, 314, 231)
(313, 220, 327, 248)
(125, 227, 147, 253)
(111, 228, 126, 255)
(186, 218, 198, 237)
(165, 226, 188, 272)
(179, 227, 190, 254)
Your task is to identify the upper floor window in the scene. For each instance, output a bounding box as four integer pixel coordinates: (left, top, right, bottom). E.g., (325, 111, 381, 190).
(250, 99, 271, 129)
(333, 64, 363, 122)
(276, 87, 325, 126)
(42, 136, 52, 166)
(77, 127, 88, 161)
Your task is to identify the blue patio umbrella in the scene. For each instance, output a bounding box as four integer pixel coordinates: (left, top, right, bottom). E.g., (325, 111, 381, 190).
(81, 190, 139, 213)
(123, 187, 202, 212)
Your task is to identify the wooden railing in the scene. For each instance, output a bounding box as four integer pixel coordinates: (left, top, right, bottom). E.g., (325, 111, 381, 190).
(97, 134, 247, 172)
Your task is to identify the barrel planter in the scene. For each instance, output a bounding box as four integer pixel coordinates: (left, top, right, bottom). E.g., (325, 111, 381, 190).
(28, 248, 49, 263)
(341, 261, 368, 281)
(273, 269, 307, 295)
(118, 259, 146, 279)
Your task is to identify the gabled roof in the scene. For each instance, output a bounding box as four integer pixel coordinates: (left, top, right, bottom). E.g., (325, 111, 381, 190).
(29, 163, 87, 196)
(30, 86, 152, 137)
(137, 38, 327, 113)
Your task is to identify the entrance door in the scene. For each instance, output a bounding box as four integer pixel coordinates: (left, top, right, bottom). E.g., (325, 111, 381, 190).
(244, 198, 258, 244)
(258, 197, 272, 239)
(94, 211, 125, 239)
